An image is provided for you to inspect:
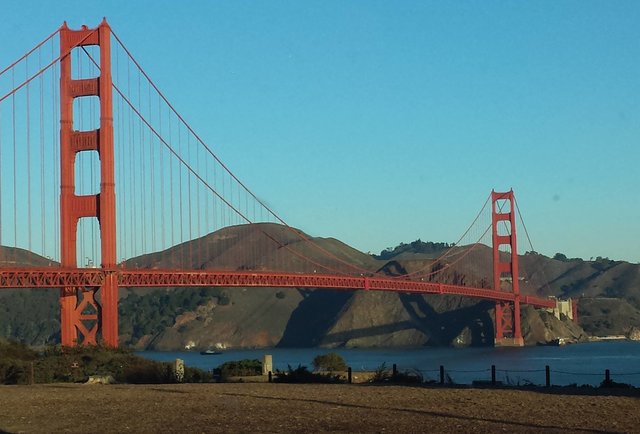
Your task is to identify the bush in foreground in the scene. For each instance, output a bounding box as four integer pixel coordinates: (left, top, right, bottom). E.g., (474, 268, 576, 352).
(215, 359, 262, 381)
(274, 364, 345, 384)
(370, 362, 423, 385)
(312, 352, 347, 373)
(0, 340, 211, 384)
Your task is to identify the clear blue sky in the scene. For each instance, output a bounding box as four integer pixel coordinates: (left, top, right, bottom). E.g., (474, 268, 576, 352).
(1, 1, 639, 263)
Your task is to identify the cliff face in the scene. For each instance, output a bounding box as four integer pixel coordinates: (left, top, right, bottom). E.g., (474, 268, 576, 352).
(146, 287, 304, 350)
(318, 293, 496, 348)
(520, 305, 588, 345)
(140, 290, 584, 350)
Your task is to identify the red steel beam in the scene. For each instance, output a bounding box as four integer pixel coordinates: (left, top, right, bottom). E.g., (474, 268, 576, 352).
(0, 268, 557, 308)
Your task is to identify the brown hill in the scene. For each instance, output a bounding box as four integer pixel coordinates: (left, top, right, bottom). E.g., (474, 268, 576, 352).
(126, 223, 380, 273)
(123, 224, 589, 349)
(2, 224, 638, 348)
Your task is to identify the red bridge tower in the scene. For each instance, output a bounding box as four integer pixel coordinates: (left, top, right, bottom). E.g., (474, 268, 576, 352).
(59, 20, 118, 347)
(492, 190, 524, 347)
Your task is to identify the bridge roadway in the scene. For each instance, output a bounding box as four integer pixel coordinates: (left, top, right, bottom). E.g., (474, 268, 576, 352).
(0, 267, 556, 309)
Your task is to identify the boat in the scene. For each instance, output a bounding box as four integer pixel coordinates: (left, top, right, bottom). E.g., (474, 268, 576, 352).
(547, 337, 570, 346)
(200, 349, 223, 355)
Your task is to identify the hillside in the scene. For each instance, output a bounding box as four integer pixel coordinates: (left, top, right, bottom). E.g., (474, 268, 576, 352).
(0, 247, 60, 345)
(1, 224, 639, 348)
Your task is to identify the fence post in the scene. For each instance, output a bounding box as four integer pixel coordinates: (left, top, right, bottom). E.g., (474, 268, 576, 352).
(491, 365, 496, 385)
(392, 363, 397, 378)
(545, 365, 550, 387)
(439, 365, 445, 385)
(348, 367, 352, 384)
(268, 371, 272, 383)
(605, 369, 610, 384)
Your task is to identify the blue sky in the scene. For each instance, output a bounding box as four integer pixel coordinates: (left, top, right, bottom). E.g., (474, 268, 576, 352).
(1, 1, 639, 263)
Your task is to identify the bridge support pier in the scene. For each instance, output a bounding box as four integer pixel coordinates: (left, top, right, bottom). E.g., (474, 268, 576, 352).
(494, 300, 524, 347)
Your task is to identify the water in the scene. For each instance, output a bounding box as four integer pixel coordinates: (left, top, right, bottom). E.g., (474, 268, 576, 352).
(139, 341, 640, 387)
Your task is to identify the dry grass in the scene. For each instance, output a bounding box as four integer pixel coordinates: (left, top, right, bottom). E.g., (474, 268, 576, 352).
(1, 383, 640, 433)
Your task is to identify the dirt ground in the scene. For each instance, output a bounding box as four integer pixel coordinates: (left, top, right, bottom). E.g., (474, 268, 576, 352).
(1, 383, 639, 433)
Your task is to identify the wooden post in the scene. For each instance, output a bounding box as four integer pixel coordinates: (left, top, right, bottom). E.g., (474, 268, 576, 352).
(347, 367, 352, 384)
(491, 365, 496, 385)
(545, 365, 550, 387)
(439, 365, 445, 385)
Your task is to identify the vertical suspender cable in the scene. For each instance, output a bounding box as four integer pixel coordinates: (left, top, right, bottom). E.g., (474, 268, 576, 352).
(26, 57, 32, 252)
(116, 44, 124, 262)
(52, 39, 59, 261)
(12, 68, 17, 254)
(189, 133, 193, 240)
(127, 57, 135, 259)
(187, 133, 193, 263)
(205, 143, 211, 263)
(158, 94, 165, 251)
(39, 47, 45, 257)
(222, 167, 226, 229)
(138, 66, 145, 255)
(196, 138, 201, 240)
(148, 77, 155, 253)
(178, 122, 184, 249)
(214, 149, 222, 255)
(169, 109, 174, 249)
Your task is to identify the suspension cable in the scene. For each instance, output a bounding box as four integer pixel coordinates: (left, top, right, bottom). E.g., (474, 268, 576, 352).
(514, 196, 553, 294)
(390, 193, 492, 279)
(0, 28, 59, 78)
(109, 30, 384, 275)
(91, 32, 501, 281)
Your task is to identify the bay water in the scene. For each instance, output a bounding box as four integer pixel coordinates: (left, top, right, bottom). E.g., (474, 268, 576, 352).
(139, 340, 640, 387)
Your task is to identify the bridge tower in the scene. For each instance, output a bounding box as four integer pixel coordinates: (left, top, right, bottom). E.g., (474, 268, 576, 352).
(59, 20, 118, 347)
(492, 190, 524, 347)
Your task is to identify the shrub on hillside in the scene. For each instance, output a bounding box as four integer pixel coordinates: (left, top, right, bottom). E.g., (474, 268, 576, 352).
(274, 364, 345, 384)
(0, 340, 211, 385)
(312, 352, 347, 372)
(0, 339, 38, 360)
(370, 362, 424, 385)
(0, 360, 29, 384)
(215, 359, 262, 380)
(0, 339, 37, 384)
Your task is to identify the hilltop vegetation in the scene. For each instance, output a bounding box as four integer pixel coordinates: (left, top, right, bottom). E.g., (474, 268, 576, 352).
(375, 240, 452, 260)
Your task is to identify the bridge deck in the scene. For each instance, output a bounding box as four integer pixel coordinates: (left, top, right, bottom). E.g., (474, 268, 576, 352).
(0, 267, 556, 308)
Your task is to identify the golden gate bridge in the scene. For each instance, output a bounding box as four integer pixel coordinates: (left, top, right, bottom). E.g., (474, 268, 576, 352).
(0, 20, 568, 348)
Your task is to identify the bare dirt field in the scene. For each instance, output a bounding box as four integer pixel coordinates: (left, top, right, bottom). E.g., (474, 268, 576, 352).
(1, 383, 639, 433)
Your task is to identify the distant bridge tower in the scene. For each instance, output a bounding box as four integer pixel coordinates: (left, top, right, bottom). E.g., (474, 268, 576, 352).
(492, 190, 524, 347)
(59, 20, 118, 347)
